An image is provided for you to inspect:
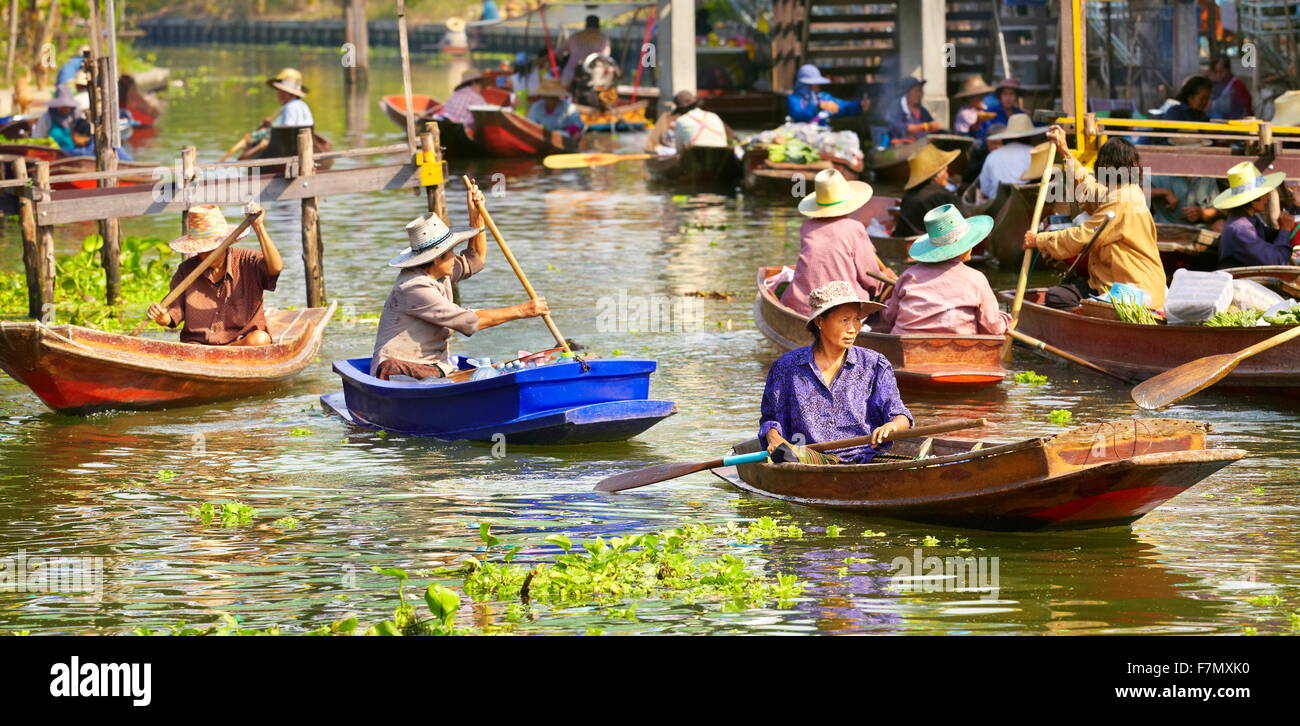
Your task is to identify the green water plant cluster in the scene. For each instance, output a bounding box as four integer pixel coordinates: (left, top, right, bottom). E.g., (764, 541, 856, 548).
(1014, 370, 1048, 386)
(188, 500, 258, 528)
(1048, 409, 1074, 426)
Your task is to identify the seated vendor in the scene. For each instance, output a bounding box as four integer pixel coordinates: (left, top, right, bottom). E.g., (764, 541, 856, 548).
(371, 181, 550, 380)
(895, 143, 960, 237)
(885, 77, 939, 144)
(786, 64, 868, 124)
(1023, 126, 1166, 310)
(147, 203, 282, 346)
(1214, 162, 1298, 268)
(882, 205, 1010, 336)
(759, 280, 912, 464)
(644, 91, 735, 155)
(526, 78, 583, 137)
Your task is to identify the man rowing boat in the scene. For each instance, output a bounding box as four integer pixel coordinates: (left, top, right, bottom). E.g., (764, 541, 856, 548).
(370, 182, 550, 380)
(147, 203, 283, 346)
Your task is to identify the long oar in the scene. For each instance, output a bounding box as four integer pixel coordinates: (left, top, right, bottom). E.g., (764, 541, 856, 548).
(464, 175, 571, 354)
(1131, 325, 1300, 409)
(543, 152, 654, 169)
(219, 132, 250, 162)
(1010, 329, 1133, 383)
(1005, 143, 1057, 362)
(595, 418, 988, 493)
(129, 210, 262, 336)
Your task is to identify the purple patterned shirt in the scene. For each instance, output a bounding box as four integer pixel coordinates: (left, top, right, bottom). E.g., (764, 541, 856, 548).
(759, 346, 913, 463)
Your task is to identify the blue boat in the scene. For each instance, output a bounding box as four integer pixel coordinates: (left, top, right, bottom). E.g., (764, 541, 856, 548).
(320, 356, 676, 444)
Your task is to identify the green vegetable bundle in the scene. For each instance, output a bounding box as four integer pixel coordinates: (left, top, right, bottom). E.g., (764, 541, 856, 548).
(1264, 304, 1300, 326)
(1204, 309, 1263, 327)
(1112, 298, 1161, 325)
(767, 139, 820, 164)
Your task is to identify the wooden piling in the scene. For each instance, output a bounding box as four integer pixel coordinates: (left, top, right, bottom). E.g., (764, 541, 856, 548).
(421, 129, 447, 222)
(86, 41, 122, 306)
(31, 161, 54, 320)
(298, 128, 326, 307)
(343, 0, 369, 81)
(12, 158, 44, 319)
(180, 145, 196, 233)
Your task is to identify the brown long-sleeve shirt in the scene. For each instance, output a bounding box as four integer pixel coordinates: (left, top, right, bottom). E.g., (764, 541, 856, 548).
(166, 247, 279, 345)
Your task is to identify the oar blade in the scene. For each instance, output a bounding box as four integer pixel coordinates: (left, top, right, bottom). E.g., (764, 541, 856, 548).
(543, 153, 610, 169)
(1131, 353, 1239, 410)
(594, 460, 715, 493)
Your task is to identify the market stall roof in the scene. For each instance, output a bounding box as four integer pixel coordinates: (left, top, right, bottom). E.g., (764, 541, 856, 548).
(475, 2, 655, 29)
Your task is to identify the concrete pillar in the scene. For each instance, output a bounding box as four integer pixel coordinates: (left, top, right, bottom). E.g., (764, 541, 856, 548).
(896, 0, 949, 128)
(1171, 0, 1200, 89)
(656, 0, 695, 113)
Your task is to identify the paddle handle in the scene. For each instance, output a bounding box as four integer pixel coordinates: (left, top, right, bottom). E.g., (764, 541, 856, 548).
(1006, 143, 1057, 360)
(747, 418, 989, 465)
(722, 451, 771, 467)
(1009, 328, 1131, 383)
(464, 176, 571, 354)
(1241, 321, 1300, 359)
(130, 210, 261, 336)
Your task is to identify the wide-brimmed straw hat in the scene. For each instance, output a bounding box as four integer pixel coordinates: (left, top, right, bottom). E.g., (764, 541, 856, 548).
(994, 77, 1023, 94)
(989, 113, 1043, 141)
(445, 17, 468, 34)
(953, 75, 995, 100)
(1271, 89, 1300, 127)
(905, 143, 961, 190)
(798, 168, 874, 218)
(908, 204, 993, 263)
(805, 280, 884, 333)
(47, 85, 79, 110)
(1212, 161, 1286, 210)
(535, 78, 567, 98)
(267, 68, 308, 98)
(796, 64, 832, 86)
(454, 70, 484, 90)
(388, 212, 482, 268)
(170, 205, 251, 254)
(1021, 141, 1059, 181)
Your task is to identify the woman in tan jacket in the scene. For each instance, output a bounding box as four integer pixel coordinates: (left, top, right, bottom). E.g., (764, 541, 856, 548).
(1024, 126, 1167, 309)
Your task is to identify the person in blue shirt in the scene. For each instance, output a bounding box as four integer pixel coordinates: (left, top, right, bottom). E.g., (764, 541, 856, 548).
(885, 77, 937, 143)
(65, 118, 134, 161)
(1214, 162, 1296, 268)
(267, 68, 314, 127)
(55, 47, 89, 87)
(975, 78, 1025, 143)
(526, 79, 583, 137)
(787, 64, 866, 124)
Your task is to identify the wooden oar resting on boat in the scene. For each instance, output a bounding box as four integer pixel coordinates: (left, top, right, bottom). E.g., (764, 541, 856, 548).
(999, 288, 1300, 390)
(712, 418, 1245, 531)
(755, 266, 1006, 390)
(0, 305, 335, 414)
(646, 145, 744, 190)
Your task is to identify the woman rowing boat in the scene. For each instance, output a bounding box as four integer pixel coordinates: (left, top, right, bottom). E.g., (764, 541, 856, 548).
(759, 280, 912, 464)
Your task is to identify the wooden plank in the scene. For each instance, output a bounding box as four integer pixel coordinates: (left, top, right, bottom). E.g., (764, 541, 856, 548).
(1136, 146, 1300, 178)
(35, 163, 421, 225)
(809, 14, 897, 24)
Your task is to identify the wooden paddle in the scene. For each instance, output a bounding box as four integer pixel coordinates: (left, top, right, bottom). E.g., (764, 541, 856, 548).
(595, 418, 988, 493)
(219, 132, 250, 162)
(1005, 142, 1058, 362)
(1010, 329, 1133, 383)
(543, 152, 654, 169)
(1131, 324, 1300, 409)
(463, 175, 571, 354)
(129, 210, 262, 336)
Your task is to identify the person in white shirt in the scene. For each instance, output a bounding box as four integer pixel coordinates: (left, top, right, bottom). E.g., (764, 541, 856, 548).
(644, 91, 735, 155)
(977, 114, 1044, 201)
(267, 68, 314, 127)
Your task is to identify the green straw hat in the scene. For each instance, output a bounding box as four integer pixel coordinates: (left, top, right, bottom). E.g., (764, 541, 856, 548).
(907, 204, 993, 263)
(1212, 161, 1286, 210)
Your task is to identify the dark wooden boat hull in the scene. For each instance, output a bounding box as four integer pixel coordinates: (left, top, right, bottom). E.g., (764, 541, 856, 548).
(960, 182, 1045, 267)
(741, 147, 864, 195)
(756, 266, 1006, 389)
(472, 106, 578, 157)
(0, 305, 334, 414)
(1002, 289, 1300, 388)
(0, 144, 155, 189)
(379, 93, 441, 130)
(715, 418, 1245, 531)
(646, 145, 743, 190)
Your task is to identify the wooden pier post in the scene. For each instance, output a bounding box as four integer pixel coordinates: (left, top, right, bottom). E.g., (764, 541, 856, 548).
(85, 7, 123, 305)
(420, 128, 447, 222)
(180, 145, 196, 233)
(298, 128, 326, 307)
(343, 0, 369, 82)
(30, 161, 55, 320)
(12, 158, 47, 319)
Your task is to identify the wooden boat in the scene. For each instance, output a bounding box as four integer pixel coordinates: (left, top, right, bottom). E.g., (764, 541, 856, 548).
(711, 418, 1245, 531)
(471, 106, 579, 157)
(239, 126, 334, 174)
(960, 181, 1046, 266)
(1001, 288, 1300, 389)
(379, 93, 441, 129)
(740, 147, 864, 195)
(577, 99, 650, 132)
(646, 145, 743, 190)
(378, 91, 511, 159)
(0, 305, 335, 414)
(755, 266, 1006, 389)
(0, 144, 155, 189)
(1222, 265, 1300, 298)
(120, 74, 164, 127)
(321, 356, 676, 444)
(1157, 223, 1220, 272)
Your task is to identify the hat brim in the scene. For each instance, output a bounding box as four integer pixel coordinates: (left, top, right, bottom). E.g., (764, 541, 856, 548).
(805, 299, 886, 333)
(954, 86, 994, 100)
(1212, 171, 1287, 210)
(169, 224, 251, 254)
(908, 215, 994, 262)
(388, 226, 482, 268)
(905, 148, 961, 190)
(267, 79, 308, 97)
(798, 180, 874, 218)
(799, 73, 833, 85)
(989, 126, 1044, 141)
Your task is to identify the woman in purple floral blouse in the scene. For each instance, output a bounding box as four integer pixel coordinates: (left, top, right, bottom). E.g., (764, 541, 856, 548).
(760, 280, 913, 463)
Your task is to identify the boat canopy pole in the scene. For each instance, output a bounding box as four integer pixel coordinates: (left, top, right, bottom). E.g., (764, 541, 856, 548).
(540, 4, 560, 80)
(631, 6, 657, 104)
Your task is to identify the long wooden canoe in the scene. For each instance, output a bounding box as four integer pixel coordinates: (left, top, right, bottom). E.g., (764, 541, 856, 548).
(740, 147, 864, 196)
(1002, 288, 1300, 389)
(0, 304, 334, 414)
(379, 93, 442, 129)
(647, 145, 744, 190)
(0, 144, 156, 189)
(471, 106, 579, 157)
(756, 266, 1006, 389)
(1222, 265, 1300, 298)
(712, 418, 1245, 531)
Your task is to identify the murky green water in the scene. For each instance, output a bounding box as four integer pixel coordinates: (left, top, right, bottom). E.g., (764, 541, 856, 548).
(1, 47, 1297, 635)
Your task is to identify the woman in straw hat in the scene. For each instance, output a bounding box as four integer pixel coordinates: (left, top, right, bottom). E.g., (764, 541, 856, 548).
(952, 75, 995, 137)
(976, 113, 1045, 200)
(1213, 161, 1298, 268)
(643, 91, 735, 154)
(435, 71, 490, 133)
(526, 78, 583, 136)
(370, 180, 550, 381)
(881, 205, 1009, 335)
(267, 68, 314, 128)
(759, 280, 912, 464)
(1023, 126, 1166, 309)
(982, 78, 1026, 134)
(31, 86, 83, 149)
(145, 202, 283, 347)
(781, 169, 895, 316)
(895, 143, 960, 237)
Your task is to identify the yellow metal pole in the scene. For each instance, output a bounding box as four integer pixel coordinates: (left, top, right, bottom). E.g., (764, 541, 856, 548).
(1073, 0, 1085, 152)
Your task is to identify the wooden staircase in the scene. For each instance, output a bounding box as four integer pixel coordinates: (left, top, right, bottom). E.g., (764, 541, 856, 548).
(772, 1, 900, 97)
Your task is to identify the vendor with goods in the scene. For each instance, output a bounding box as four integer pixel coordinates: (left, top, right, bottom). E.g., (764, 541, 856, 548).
(786, 64, 869, 124)
(1213, 162, 1299, 268)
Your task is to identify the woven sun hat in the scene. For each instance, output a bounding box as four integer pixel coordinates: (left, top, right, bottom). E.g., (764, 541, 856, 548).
(445, 16, 468, 34)
(267, 67, 308, 98)
(1212, 161, 1287, 210)
(672, 90, 699, 112)
(796, 64, 832, 86)
(804, 280, 884, 333)
(46, 85, 79, 109)
(905, 143, 960, 190)
(388, 212, 482, 268)
(990, 113, 1042, 141)
(953, 75, 995, 100)
(1271, 89, 1300, 127)
(535, 78, 567, 98)
(72, 67, 90, 87)
(1021, 141, 1058, 181)
(798, 168, 874, 218)
(994, 77, 1023, 94)
(170, 205, 251, 254)
(908, 204, 994, 263)
(454, 70, 484, 90)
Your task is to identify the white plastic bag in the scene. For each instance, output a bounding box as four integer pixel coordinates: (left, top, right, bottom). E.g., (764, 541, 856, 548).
(1230, 279, 1284, 312)
(1164, 269, 1234, 325)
